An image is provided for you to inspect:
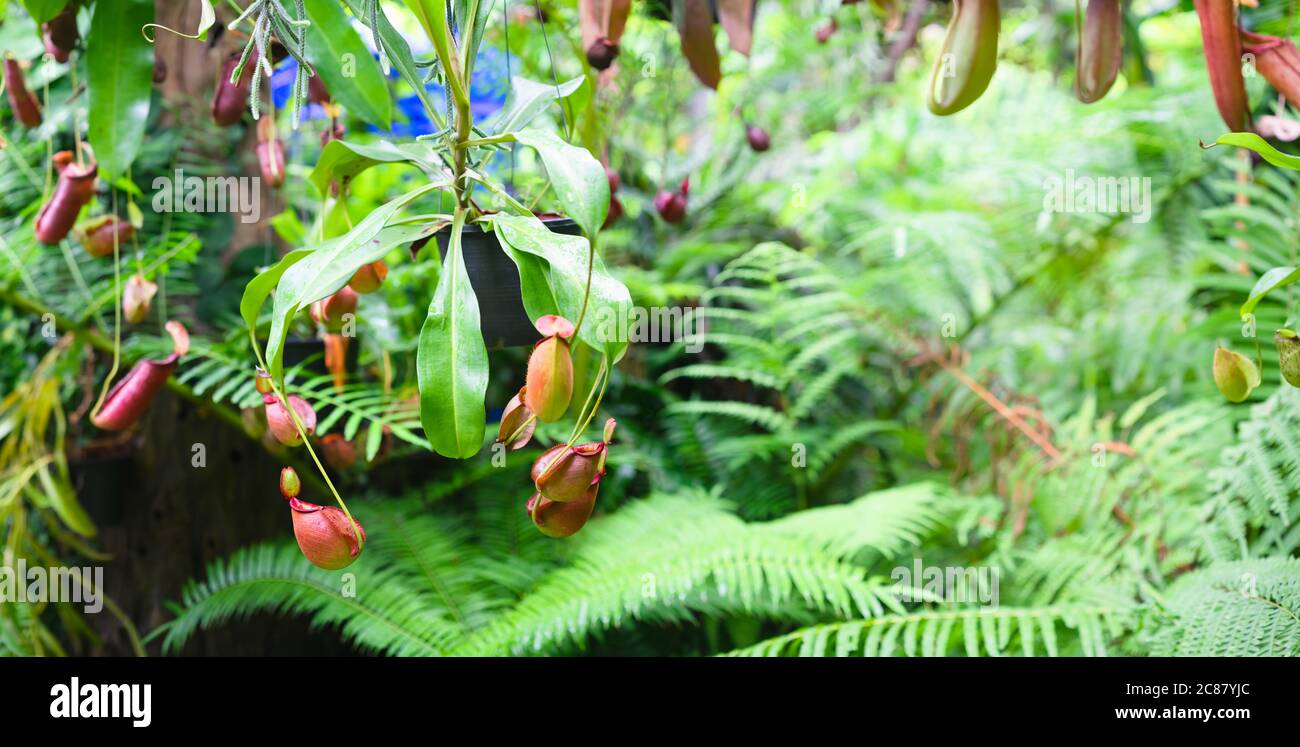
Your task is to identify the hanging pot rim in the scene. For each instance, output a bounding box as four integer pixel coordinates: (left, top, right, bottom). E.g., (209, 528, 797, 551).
(437, 214, 578, 235)
(432, 216, 581, 349)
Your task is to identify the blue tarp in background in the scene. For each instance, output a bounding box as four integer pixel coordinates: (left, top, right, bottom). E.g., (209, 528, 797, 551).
(270, 43, 509, 137)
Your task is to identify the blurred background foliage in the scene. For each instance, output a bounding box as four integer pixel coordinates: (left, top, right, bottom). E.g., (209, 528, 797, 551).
(3, 0, 1300, 656)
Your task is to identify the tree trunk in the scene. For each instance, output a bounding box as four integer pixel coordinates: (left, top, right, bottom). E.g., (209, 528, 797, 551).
(78, 390, 355, 656)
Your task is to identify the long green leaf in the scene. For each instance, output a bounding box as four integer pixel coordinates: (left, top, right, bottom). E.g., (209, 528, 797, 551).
(512, 129, 608, 237)
(1209, 132, 1300, 171)
(1240, 265, 1300, 319)
(20, 0, 67, 24)
(265, 185, 439, 381)
(404, 0, 464, 105)
(39, 461, 95, 538)
(417, 213, 489, 458)
(240, 248, 312, 337)
(86, 0, 154, 180)
(303, 0, 393, 128)
(491, 76, 584, 135)
(342, 0, 439, 125)
(485, 213, 631, 360)
(309, 139, 441, 196)
(499, 242, 560, 322)
(294, 223, 434, 305)
(456, 0, 496, 78)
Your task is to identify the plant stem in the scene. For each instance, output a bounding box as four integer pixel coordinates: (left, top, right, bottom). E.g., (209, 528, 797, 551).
(571, 239, 595, 339)
(452, 81, 473, 211)
(89, 190, 123, 424)
(525, 182, 551, 212)
(248, 341, 361, 549)
(504, 412, 537, 446)
(536, 356, 610, 485)
(461, 134, 514, 149)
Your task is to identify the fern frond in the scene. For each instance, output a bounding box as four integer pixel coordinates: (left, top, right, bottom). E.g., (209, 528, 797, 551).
(150, 543, 454, 656)
(456, 489, 894, 655)
(723, 603, 1135, 657)
(659, 364, 782, 390)
(1143, 558, 1300, 656)
(1203, 389, 1300, 560)
(665, 400, 791, 432)
(764, 483, 946, 564)
(153, 501, 533, 655)
(363, 507, 514, 632)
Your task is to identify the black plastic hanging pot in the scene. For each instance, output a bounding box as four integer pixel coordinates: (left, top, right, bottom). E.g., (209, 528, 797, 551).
(436, 216, 581, 349)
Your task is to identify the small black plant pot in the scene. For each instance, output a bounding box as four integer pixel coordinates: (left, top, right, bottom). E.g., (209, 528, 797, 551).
(437, 217, 580, 349)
